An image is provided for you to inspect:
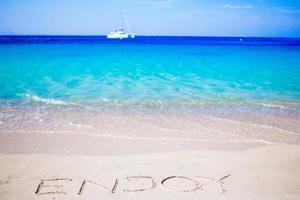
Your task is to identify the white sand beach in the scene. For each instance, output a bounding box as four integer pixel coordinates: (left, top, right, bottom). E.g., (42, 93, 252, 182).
(1, 145, 300, 200)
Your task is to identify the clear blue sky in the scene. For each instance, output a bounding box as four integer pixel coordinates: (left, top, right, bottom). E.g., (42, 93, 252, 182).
(1, 0, 300, 37)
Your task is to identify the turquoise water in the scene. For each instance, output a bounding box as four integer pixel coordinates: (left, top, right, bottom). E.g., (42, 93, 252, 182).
(1, 36, 300, 109)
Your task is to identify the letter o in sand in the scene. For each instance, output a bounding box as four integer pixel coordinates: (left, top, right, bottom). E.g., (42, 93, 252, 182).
(160, 176, 201, 193)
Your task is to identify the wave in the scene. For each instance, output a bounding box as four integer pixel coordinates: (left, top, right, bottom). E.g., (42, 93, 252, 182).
(20, 94, 76, 106)
(14, 94, 300, 111)
(99, 98, 299, 110)
(248, 100, 300, 110)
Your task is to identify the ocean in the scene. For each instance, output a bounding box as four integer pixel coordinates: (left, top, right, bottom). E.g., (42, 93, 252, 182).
(1, 36, 300, 110)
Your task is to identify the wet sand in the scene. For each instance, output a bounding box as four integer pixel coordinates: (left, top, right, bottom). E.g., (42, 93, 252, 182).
(1, 104, 300, 155)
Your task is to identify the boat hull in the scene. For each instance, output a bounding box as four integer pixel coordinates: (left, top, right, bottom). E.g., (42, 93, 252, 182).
(107, 33, 129, 39)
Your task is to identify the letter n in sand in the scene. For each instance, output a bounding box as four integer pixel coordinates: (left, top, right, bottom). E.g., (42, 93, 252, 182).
(78, 179, 119, 195)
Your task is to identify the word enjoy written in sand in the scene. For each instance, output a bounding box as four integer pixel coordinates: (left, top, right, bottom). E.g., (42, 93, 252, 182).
(35, 175, 231, 197)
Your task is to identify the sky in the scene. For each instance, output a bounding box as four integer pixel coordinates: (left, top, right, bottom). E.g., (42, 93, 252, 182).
(0, 0, 300, 37)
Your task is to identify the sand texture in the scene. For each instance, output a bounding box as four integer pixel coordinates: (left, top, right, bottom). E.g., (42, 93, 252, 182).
(0, 145, 300, 200)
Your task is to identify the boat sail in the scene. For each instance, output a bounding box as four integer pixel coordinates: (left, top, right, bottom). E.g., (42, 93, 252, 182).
(107, 7, 135, 39)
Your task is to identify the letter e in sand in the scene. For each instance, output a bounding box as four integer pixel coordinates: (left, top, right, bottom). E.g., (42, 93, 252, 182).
(35, 178, 72, 196)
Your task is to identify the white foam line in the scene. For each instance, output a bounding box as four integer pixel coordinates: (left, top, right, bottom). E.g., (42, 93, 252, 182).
(207, 116, 300, 136)
(3, 130, 280, 145)
(22, 94, 78, 106)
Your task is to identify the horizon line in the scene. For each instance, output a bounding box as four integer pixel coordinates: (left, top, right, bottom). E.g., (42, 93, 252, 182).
(1, 35, 300, 39)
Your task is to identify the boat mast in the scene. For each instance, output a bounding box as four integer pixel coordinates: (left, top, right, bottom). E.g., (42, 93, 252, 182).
(120, 6, 134, 38)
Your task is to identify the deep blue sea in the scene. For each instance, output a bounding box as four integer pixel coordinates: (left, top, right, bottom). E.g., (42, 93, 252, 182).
(0, 36, 300, 110)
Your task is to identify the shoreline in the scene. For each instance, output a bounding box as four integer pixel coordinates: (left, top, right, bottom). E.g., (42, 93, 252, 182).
(1, 103, 299, 156)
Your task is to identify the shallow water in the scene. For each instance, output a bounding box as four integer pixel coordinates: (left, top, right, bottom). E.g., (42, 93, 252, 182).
(0, 36, 300, 110)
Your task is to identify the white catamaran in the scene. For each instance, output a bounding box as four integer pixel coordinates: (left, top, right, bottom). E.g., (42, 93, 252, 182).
(107, 7, 135, 39)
